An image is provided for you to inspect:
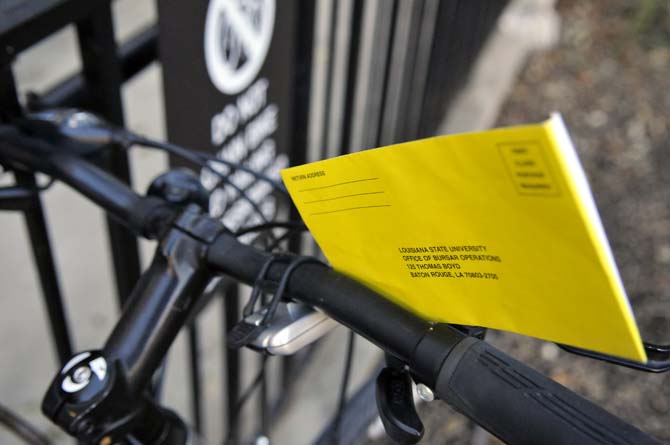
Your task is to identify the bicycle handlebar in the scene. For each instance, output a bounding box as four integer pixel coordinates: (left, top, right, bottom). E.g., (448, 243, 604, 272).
(0, 127, 137, 215)
(207, 232, 430, 361)
(1, 127, 663, 444)
(207, 233, 663, 445)
(434, 337, 662, 445)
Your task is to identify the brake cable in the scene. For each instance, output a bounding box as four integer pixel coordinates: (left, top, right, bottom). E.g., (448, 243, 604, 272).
(557, 342, 670, 373)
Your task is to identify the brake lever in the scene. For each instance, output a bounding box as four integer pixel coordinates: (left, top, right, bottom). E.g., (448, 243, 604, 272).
(375, 354, 424, 445)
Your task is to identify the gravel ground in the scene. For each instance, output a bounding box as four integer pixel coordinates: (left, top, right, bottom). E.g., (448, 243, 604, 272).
(493, 0, 669, 441)
(370, 1, 669, 443)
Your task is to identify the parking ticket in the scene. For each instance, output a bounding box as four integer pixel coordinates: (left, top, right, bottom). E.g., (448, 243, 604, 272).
(281, 114, 647, 362)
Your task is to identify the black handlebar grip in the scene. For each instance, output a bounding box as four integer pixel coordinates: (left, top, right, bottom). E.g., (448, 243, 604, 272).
(435, 337, 663, 445)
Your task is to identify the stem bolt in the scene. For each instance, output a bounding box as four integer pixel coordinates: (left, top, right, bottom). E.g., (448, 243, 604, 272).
(72, 366, 92, 384)
(416, 383, 435, 402)
(255, 435, 270, 445)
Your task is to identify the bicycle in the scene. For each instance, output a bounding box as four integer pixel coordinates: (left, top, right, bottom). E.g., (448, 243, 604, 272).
(0, 109, 668, 445)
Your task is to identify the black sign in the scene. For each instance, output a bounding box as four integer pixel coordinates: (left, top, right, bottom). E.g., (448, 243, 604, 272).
(158, 0, 305, 232)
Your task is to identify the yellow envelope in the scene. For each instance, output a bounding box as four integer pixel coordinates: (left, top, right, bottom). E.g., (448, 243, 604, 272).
(281, 114, 646, 362)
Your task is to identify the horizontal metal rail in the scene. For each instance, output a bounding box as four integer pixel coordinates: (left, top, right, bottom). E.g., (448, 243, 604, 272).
(28, 25, 158, 111)
(0, 0, 107, 65)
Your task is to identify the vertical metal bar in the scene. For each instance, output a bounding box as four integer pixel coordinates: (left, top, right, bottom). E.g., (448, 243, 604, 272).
(15, 172, 75, 366)
(0, 65, 74, 366)
(288, 0, 316, 251)
(339, 0, 364, 154)
(403, 0, 439, 141)
(306, 0, 335, 164)
(75, 5, 141, 307)
(324, 0, 354, 159)
(280, 352, 294, 409)
(347, 0, 376, 153)
(260, 357, 269, 437)
(284, 0, 318, 396)
(331, 330, 356, 444)
(223, 285, 240, 444)
(318, 0, 339, 161)
(0, 64, 21, 121)
(380, 0, 423, 145)
(349, 0, 396, 152)
(392, 0, 427, 143)
(374, 0, 399, 147)
(257, 272, 271, 432)
(187, 322, 203, 434)
(288, 0, 317, 168)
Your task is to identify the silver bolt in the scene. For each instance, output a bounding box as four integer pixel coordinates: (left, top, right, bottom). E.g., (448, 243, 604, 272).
(72, 366, 92, 384)
(255, 435, 270, 445)
(416, 383, 435, 402)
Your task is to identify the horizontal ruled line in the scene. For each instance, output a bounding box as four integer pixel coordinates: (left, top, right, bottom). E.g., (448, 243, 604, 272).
(310, 205, 391, 216)
(303, 191, 385, 204)
(299, 177, 379, 192)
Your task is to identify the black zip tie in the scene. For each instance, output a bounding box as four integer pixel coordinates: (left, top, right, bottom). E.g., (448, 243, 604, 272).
(228, 254, 292, 350)
(260, 256, 326, 326)
(228, 256, 326, 349)
(242, 254, 292, 318)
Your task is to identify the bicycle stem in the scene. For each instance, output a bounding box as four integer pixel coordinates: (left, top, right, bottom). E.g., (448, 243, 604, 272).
(0, 129, 216, 442)
(41, 206, 222, 443)
(103, 220, 214, 396)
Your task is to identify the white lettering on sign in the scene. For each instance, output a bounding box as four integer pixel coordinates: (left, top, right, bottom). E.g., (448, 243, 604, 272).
(211, 78, 270, 146)
(204, 78, 287, 232)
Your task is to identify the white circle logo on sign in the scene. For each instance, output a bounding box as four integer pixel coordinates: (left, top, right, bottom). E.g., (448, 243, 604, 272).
(204, 0, 276, 95)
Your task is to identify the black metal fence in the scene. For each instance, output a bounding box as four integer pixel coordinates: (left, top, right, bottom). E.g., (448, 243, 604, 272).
(0, 0, 505, 443)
